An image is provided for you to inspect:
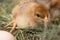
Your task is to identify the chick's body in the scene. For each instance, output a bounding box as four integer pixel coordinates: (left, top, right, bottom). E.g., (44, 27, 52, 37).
(12, 0, 49, 29)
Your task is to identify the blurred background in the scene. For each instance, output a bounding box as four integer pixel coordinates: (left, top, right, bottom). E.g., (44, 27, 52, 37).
(0, 0, 60, 40)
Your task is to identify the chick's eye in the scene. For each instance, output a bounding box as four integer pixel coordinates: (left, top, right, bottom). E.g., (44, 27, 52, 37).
(36, 14, 40, 17)
(35, 12, 41, 17)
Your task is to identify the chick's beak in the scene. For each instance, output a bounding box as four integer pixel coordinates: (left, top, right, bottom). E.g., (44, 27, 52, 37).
(44, 16, 51, 26)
